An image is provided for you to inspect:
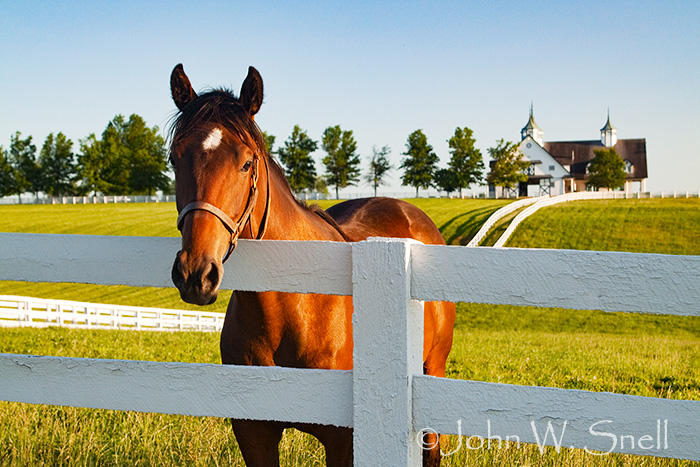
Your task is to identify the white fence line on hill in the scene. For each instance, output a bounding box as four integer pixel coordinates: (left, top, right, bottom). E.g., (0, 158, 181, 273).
(0, 295, 224, 331)
(0, 233, 699, 464)
(466, 196, 546, 247)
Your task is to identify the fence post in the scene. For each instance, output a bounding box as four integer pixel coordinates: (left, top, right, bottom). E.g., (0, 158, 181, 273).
(352, 238, 423, 466)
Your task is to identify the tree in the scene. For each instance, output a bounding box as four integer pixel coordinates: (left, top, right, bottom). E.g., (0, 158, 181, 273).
(122, 114, 169, 195)
(313, 176, 329, 195)
(447, 126, 484, 197)
(400, 129, 439, 197)
(277, 125, 318, 193)
(321, 125, 361, 199)
(365, 145, 392, 197)
(587, 147, 626, 191)
(77, 133, 106, 196)
(486, 139, 529, 196)
(77, 114, 169, 195)
(262, 131, 276, 155)
(38, 132, 77, 196)
(0, 146, 14, 198)
(433, 168, 460, 196)
(8, 132, 39, 202)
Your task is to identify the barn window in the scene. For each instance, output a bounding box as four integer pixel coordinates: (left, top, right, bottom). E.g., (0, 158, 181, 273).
(523, 163, 536, 176)
(625, 160, 634, 174)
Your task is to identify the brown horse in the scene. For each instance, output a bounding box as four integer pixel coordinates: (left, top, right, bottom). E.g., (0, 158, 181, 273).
(169, 64, 455, 467)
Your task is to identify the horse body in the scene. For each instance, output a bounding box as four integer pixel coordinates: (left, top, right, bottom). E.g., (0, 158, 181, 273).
(169, 64, 454, 467)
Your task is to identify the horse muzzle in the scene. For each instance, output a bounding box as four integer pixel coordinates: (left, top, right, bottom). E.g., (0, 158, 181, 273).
(171, 250, 223, 305)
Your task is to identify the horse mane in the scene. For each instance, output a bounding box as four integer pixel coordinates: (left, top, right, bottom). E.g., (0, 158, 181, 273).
(305, 203, 352, 242)
(168, 88, 350, 242)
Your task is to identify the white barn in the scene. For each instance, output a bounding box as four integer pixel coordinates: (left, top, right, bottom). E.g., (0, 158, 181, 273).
(490, 107, 649, 197)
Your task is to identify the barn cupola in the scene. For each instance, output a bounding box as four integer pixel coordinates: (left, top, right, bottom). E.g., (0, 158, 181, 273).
(601, 110, 617, 147)
(521, 103, 544, 146)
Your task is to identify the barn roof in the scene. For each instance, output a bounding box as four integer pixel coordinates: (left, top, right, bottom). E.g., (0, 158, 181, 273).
(543, 139, 648, 180)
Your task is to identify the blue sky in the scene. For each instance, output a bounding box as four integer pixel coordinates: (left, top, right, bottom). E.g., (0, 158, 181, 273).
(1, 1, 698, 195)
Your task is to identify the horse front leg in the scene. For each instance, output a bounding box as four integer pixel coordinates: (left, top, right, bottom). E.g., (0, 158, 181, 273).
(421, 431, 441, 467)
(231, 419, 284, 467)
(295, 423, 352, 467)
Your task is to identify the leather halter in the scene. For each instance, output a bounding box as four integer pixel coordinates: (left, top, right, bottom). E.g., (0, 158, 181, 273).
(176, 152, 271, 263)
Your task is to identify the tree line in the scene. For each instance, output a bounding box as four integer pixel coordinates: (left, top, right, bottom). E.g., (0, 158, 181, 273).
(0, 114, 170, 201)
(272, 125, 497, 199)
(4, 114, 622, 202)
(0, 117, 500, 202)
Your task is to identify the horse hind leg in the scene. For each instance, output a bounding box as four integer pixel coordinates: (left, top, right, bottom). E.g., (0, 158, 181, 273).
(230, 419, 284, 467)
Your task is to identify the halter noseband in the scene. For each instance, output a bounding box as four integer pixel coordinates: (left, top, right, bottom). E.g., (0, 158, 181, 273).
(176, 152, 270, 263)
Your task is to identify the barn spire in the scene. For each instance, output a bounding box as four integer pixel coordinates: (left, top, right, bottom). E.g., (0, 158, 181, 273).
(601, 108, 617, 147)
(521, 103, 544, 146)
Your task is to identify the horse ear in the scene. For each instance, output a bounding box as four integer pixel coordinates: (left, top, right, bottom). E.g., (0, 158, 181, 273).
(171, 64, 198, 111)
(240, 66, 263, 118)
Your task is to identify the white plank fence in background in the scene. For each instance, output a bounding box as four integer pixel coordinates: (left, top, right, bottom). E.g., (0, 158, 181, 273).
(0, 295, 224, 331)
(0, 232, 699, 464)
(465, 195, 545, 247)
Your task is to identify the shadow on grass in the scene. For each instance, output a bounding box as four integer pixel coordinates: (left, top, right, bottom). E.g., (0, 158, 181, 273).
(438, 206, 503, 245)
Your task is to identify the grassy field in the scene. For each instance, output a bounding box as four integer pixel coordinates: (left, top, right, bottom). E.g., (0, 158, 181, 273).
(0, 203, 181, 237)
(507, 198, 700, 255)
(0, 198, 509, 245)
(1, 199, 699, 466)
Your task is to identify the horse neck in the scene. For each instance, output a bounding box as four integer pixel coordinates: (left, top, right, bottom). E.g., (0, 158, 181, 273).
(251, 155, 346, 243)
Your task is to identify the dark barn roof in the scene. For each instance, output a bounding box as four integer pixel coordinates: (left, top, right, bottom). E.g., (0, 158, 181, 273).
(543, 139, 648, 180)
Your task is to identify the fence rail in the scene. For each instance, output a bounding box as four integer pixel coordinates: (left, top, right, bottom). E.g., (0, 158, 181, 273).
(1, 233, 699, 464)
(0, 295, 224, 331)
(466, 196, 546, 247)
(0, 194, 177, 205)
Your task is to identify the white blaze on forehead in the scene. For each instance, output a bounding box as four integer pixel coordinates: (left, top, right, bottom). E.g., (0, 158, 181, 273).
(202, 128, 223, 151)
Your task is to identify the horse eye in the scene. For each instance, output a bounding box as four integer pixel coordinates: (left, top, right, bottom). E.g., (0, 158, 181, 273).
(168, 154, 176, 167)
(241, 160, 252, 172)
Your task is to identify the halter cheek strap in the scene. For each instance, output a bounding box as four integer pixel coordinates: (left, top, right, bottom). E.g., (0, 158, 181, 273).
(176, 153, 270, 263)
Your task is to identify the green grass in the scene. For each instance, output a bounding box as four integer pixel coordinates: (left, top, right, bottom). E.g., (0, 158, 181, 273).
(0, 281, 231, 313)
(0, 203, 180, 237)
(0, 198, 508, 246)
(401, 198, 510, 245)
(507, 198, 700, 255)
(1, 199, 699, 465)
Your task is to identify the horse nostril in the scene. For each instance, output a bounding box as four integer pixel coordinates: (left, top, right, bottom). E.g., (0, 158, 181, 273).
(203, 260, 221, 290)
(171, 251, 186, 288)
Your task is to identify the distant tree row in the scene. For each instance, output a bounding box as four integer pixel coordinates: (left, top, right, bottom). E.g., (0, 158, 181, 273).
(0, 114, 169, 201)
(271, 125, 494, 198)
(5, 116, 616, 202)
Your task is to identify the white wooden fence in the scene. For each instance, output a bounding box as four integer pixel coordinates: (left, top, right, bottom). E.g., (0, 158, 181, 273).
(0, 195, 176, 205)
(0, 295, 224, 331)
(466, 196, 546, 247)
(1, 232, 699, 464)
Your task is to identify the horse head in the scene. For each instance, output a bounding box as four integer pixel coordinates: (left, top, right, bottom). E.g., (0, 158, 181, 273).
(169, 64, 268, 305)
